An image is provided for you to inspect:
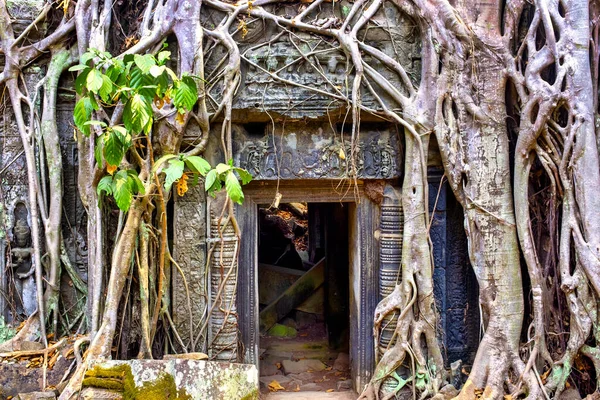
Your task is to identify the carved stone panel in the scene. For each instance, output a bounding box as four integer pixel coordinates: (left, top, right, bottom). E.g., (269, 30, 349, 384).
(172, 185, 208, 353)
(210, 123, 403, 181)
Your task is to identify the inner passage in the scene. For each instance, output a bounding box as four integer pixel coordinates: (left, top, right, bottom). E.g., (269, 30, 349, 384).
(257, 202, 352, 394)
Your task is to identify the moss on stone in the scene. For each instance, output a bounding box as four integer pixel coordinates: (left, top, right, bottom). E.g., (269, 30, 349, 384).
(82, 364, 192, 399)
(136, 372, 192, 399)
(82, 364, 136, 399)
(268, 323, 297, 338)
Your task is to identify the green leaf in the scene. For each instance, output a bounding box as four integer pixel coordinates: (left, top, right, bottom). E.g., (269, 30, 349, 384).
(204, 169, 219, 193)
(123, 94, 152, 134)
(74, 68, 90, 94)
(113, 171, 133, 211)
(103, 132, 124, 167)
(157, 50, 171, 64)
(149, 65, 166, 78)
(111, 126, 129, 143)
(163, 159, 185, 192)
(225, 171, 244, 204)
(97, 175, 114, 196)
(126, 170, 145, 195)
(173, 75, 197, 113)
(81, 51, 95, 66)
(134, 54, 156, 74)
(215, 163, 230, 175)
(69, 64, 88, 72)
(184, 156, 211, 175)
(74, 97, 93, 136)
(99, 74, 114, 102)
(86, 69, 104, 93)
(235, 168, 253, 185)
(130, 67, 155, 97)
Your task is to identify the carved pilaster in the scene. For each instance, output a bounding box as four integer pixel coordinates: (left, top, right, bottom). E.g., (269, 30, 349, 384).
(377, 185, 403, 354)
(208, 193, 239, 362)
(172, 185, 207, 352)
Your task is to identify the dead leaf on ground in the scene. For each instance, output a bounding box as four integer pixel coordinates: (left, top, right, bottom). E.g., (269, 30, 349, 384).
(268, 380, 285, 392)
(326, 389, 335, 392)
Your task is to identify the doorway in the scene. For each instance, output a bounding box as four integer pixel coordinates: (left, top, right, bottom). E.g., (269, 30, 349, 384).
(234, 180, 379, 394)
(257, 203, 351, 394)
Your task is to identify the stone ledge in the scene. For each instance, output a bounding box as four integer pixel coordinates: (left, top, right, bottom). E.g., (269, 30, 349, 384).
(87, 359, 258, 400)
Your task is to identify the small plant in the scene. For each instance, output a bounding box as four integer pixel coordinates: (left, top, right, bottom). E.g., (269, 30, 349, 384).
(70, 48, 251, 210)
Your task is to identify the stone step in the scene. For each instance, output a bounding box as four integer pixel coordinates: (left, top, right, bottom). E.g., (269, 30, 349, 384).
(264, 391, 357, 400)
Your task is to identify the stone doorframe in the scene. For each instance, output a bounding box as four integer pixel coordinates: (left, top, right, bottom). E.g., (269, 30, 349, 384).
(235, 179, 380, 392)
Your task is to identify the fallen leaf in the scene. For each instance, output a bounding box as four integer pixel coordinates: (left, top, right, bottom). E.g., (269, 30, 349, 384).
(327, 389, 335, 392)
(293, 384, 300, 392)
(276, 362, 282, 369)
(325, 366, 333, 371)
(268, 380, 285, 392)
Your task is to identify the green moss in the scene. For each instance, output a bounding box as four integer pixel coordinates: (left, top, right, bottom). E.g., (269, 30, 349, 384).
(83, 364, 192, 399)
(239, 388, 260, 400)
(82, 364, 136, 399)
(136, 372, 191, 399)
(268, 323, 297, 338)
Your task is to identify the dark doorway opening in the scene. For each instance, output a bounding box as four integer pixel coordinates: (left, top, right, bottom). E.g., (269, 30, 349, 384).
(257, 202, 352, 394)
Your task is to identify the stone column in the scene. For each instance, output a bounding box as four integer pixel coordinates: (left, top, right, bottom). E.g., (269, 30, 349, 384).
(172, 185, 207, 352)
(377, 184, 403, 354)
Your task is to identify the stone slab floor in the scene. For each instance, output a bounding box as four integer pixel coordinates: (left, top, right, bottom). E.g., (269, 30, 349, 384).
(259, 321, 355, 398)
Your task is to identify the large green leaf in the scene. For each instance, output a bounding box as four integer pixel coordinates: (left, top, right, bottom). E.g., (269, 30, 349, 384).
(123, 94, 152, 134)
(86, 68, 104, 93)
(73, 97, 93, 136)
(185, 156, 211, 176)
(103, 132, 124, 167)
(157, 51, 171, 65)
(99, 74, 114, 102)
(113, 170, 133, 211)
(163, 159, 185, 192)
(225, 171, 244, 205)
(126, 170, 145, 195)
(205, 169, 219, 194)
(173, 75, 197, 113)
(130, 67, 155, 98)
(74, 68, 90, 94)
(134, 54, 156, 74)
(97, 175, 114, 196)
(215, 163, 230, 175)
(235, 168, 253, 185)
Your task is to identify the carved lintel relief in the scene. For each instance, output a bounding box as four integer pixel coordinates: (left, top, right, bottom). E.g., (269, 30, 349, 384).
(231, 123, 402, 181)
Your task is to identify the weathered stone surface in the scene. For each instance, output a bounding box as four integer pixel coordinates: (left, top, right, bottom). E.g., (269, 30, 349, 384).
(172, 185, 207, 352)
(265, 392, 357, 400)
(282, 359, 327, 374)
(336, 379, 353, 391)
(93, 359, 259, 400)
(260, 362, 282, 377)
(294, 310, 319, 329)
(79, 388, 123, 399)
(16, 392, 56, 400)
(0, 354, 72, 398)
(333, 353, 349, 372)
(224, 123, 403, 181)
(162, 352, 208, 361)
(259, 264, 304, 305)
(259, 374, 294, 386)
